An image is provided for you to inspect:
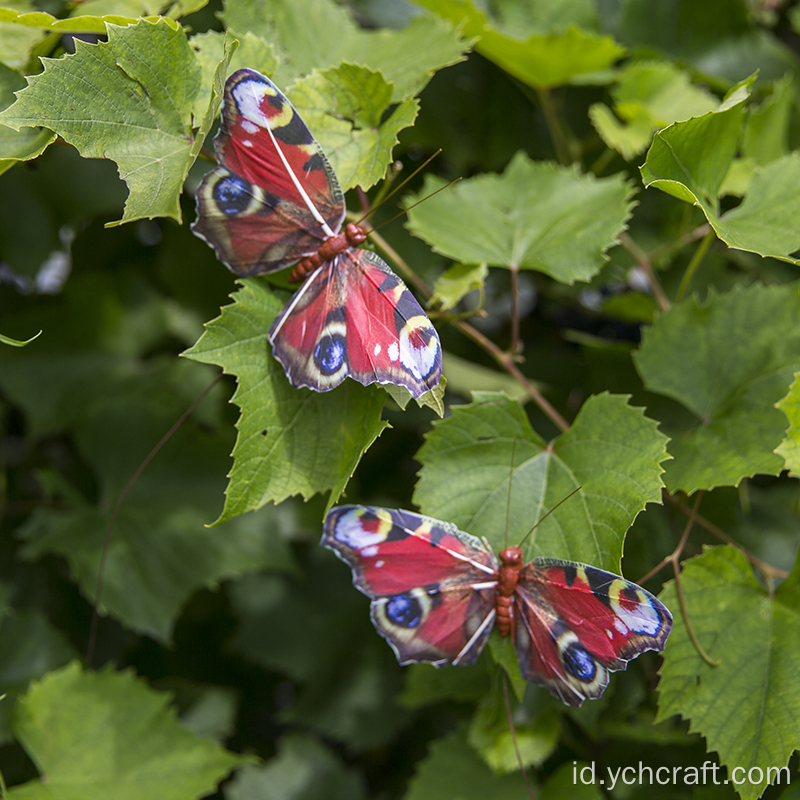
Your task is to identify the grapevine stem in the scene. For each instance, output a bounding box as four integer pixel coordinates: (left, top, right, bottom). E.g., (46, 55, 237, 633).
(536, 87, 571, 165)
(638, 492, 720, 667)
(676, 228, 715, 302)
(370, 227, 570, 431)
(618, 232, 670, 312)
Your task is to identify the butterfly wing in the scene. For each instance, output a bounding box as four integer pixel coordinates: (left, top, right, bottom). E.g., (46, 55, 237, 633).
(513, 559, 672, 706)
(269, 249, 442, 398)
(192, 68, 345, 276)
(322, 506, 498, 666)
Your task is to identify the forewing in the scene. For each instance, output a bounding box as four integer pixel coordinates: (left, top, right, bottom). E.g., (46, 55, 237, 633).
(269, 249, 443, 398)
(322, 506, 497, 666)
(513, 559, 672, 706)
(192, 68, 345, 276)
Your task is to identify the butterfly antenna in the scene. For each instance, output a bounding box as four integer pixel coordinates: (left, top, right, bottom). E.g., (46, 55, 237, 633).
(518, 485, 583, 549)
(502, 672, 536, 800)
(354, 149, 442, 227)
(364, 176, 462, 235)
(504, 438, 518, 548)
(85, 375, 222, 663)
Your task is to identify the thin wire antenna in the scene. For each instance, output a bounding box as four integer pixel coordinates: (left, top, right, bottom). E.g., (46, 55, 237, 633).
(364, 177, 462, 234)
(85, 374, 223, 663)
(353, 149, 442, 228)
(518, 485, 582, 549)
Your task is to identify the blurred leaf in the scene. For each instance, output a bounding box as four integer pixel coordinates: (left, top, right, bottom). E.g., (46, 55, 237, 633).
(178, 686, 238, 742)
(289, 64, 418, 191)
(11, 662, 247, 799)
(415, 0, 624, 88)
(0, 6, 160, 32)
(590, 61, 718, 160)
(430, 262, 488, 310)
(0, 612, 75, 744)
(0, 0, 48, 68)
(742, 74, 793, 166)
(414, 392, 669, 570)
(541, 761, 603, 799)
(405, 728, 529, 799)
(221, 0, 468, 102)
(469, 690, 559, 772)
(405, 152, 634, 284)
(400, 660, 490, 707)
(776, 373, 800, 476)
(227, 734, 366, 800)
(184, 280, 389, 521)
(18, 504, 294, 643)
(657, 546, 800, 800)
(634, 284, 799, 493)
(0, 19, 201, 224)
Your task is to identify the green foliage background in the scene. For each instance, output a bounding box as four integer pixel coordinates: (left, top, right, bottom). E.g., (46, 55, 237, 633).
(2, 0, 800, 798)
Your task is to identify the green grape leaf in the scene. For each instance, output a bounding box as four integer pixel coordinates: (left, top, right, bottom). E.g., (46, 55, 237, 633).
(12, 662, 247, 799)
(469, 690, 559, 772)
(0, 0, 49, 68)
(222, 0, 468, 102)
(657, 546, 800, 800)
(589, 60, 718, 160)
(191, 31, 275, 126)
(775, 373, 800, 475)
(405, 728, 529, 800)
(289, 64, 418, 191)
(640, 79, 751, 215)
(414, 0, 623, 88)
(0, 19, 201, 224)
(18, 503, 294, 643)
(405, 152, 634, 284)
(637, 77, 800, 263)
(633, 284, 799, 493)
(430, 262, 488, 310)
(717, 153, 800, 264)
(0, 61, 54, 174)
(0, 612, 75, 743)
(414, 391, 669, 570)
(183, 280, 389, 522)
(227, 734, 366, 800)
(0, 5, 163, 32)
(742, 74, 793, 166)
(188, 33, 237, 157)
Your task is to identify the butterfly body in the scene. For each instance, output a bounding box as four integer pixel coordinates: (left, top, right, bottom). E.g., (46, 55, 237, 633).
(322, 505, 672, 706)
(192, 69, 442, 398)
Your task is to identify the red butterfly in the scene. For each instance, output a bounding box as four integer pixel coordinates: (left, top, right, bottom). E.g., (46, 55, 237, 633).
(192, 69, 442, 399)
(322, 505, 672, 706)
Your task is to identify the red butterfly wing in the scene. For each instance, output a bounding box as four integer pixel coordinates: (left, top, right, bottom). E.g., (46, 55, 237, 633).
(269, 249, 442, 398)
(513, 559, 672, 706)
(322, 506, 498, 666)
(192, 69, 344, 276)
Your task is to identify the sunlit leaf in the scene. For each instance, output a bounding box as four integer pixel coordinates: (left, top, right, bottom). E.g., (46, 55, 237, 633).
(414, 392, 669, 570)
(634, 284, 799, 493)
(657, 546, 800, 800)
(184, 280, 389, 522)
(405, 152, 634, 284)
(12, 663, 247, 798)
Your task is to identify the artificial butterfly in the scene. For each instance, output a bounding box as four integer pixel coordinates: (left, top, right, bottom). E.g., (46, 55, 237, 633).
(192, 69, 442, 399)
(322, 505, 672, 706)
